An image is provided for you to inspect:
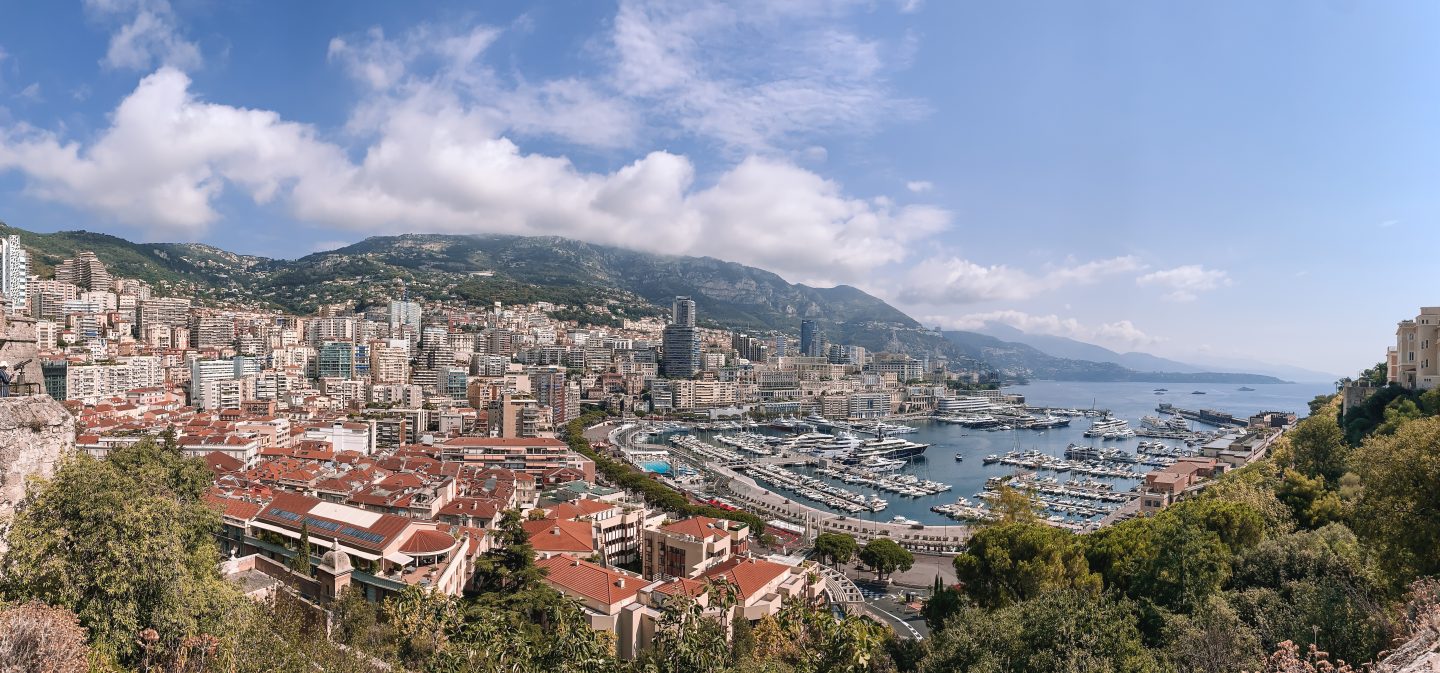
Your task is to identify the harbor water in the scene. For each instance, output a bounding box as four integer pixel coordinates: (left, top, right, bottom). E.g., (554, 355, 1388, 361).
(713, 380, 1332, 526)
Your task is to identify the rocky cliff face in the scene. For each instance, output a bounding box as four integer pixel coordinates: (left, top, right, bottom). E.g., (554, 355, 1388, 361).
(0, 395, 75, 558)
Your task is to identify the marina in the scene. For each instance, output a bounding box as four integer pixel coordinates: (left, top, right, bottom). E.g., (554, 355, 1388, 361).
(624, 380, 1327, 528)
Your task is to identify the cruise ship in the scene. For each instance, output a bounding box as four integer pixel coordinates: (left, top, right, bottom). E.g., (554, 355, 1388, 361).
(1083, 417, 1135, 439)
(838, 436, 930, 464)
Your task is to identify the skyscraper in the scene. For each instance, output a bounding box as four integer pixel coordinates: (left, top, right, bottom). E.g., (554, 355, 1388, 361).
(0, 235, 28, 314)
(389, 299, 422, 331)
(662, 296, 701, 378)
(55, 251, 111, 292)
(800, 320, 820, 357)
(672, 296, 696, 327)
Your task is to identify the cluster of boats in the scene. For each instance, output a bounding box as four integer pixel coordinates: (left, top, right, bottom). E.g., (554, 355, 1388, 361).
(714, 432, 782, 456)
(667, 434, 745, 466)
(776, 431, 931, 463)
(931, 473, 1132, 530)
(742, 462, 887, 513)
(1140, 414, 1192, 433)
(811, 466, 953, 497)
(934, 411, 1072, 431)
(1084, 417, 1137, 439)
(1135, 441, 1198, 458)
(981, 448, 1149, 478)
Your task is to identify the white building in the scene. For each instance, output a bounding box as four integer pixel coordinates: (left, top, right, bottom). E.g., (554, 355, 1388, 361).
(0, 235, 28, 314)
(65, 356, 165, 402)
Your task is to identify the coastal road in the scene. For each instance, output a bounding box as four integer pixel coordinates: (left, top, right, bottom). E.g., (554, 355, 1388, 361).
(853, 579, 930, 640)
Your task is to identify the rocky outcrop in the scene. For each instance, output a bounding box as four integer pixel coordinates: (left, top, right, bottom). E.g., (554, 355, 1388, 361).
(0, 395, 75, 558)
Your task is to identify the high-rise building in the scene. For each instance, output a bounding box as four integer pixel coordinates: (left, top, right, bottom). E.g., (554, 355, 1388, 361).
(389, 300, 422, 331)
(194, 315, 236, 349)
(29, 279, 78, 321)
(137, 297, 192, 334)
(189, 356, 262, 408)
(531, 367, 578, 425)
(672, 296, 696, 327)
(55, 251, 112, 292)
(800, 320, 820, 357)
(316, 341, 356, 379)
(369, 339, 410, 384)
(662, 295, 701, 379)
(0, 235, 28, 314)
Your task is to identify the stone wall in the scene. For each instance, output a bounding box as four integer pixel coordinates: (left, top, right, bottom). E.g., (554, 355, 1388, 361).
(0, 313, 40, 394)
(0, 395, 75, 558)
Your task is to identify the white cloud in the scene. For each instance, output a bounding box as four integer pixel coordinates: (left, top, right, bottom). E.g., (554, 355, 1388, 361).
(328, 25, 639, 150)
(928, 310, 1161, 351)
(897, 0, 925, 13)
(0, 68, 343, 235)
(1136, 265, 1231, 302)
(1378, 219, 1399, 228)
(84, 0, 202, 71)
(0, 68, 948, 284)
(13, 83, 40, 101)
(905, 180, 932, 193)
(609, 0, 925, 153)
(895, 255, 1143, 305)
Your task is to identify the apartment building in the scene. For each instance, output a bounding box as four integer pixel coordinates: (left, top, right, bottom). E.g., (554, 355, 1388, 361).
(640, 516, 749, 580)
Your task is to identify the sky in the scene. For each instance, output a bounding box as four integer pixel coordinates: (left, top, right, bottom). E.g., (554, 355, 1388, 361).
(0, 0, 1436, 377)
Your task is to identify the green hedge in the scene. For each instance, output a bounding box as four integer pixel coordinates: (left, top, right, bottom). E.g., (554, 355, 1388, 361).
(562, 413, 768, 533)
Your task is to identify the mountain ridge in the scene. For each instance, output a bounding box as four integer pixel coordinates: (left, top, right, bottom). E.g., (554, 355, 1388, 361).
(0, 222, 1286, 382)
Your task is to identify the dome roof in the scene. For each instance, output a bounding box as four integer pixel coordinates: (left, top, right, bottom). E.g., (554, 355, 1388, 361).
(320, 549, 352, 574)
(401, 529, 457, 555)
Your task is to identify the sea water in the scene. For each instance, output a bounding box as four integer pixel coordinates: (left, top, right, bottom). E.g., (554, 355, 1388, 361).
(765, 380, 1333, 525)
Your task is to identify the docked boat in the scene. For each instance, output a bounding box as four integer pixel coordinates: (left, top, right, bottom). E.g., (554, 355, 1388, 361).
(1084, 417, 1134, 439)
(982, 454, 1001, 465)
(838, 437, 930, 464)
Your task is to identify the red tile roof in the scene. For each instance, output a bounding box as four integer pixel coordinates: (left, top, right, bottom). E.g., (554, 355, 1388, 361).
(701, 556, 794, 601)
(523, 518, 594, 553)
(660, 516, 728, 542)
(400, 529, 458, 555)
(545, 499, 616, 521)
(536, 555, 641, 607)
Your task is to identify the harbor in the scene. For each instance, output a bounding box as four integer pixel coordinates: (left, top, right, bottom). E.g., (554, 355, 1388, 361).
(619, 380, 1327, 531)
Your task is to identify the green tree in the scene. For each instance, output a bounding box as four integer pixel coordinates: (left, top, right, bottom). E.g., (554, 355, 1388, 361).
(1161, 595, 1263, 673)
(0, 441, 239, 665)
(918, 590, 1161, 673)
(1348, 415, 1440, 582)
(921, 576, 964, 632)
(640, 592, 730, 673)
(858, 539, 914, 582)
(1086, 499, 1261, 616)
(1375, 396, 1425, 435)
(1275, 469, 1343, 529)
(991, 484, 1038, 524)
(1227, 524, 1389, 665)
(288, 522, 313, 577)
(1197, 461, 1294, 539)
(813, 533, 858, 569)
(1285, 415, 1349, 483)
(955, 522, 1100, 609)
(471, 509, 545, 593)
(1307, 394, 1337, 416)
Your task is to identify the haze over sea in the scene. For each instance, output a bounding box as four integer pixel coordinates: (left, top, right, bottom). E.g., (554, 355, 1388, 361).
(778, 380, 1333, 526)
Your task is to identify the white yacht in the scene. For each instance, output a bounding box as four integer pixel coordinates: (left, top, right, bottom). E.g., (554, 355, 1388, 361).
(1084, 417, 1133, 439)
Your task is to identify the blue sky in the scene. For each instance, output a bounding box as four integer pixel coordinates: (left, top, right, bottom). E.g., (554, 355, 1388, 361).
(0, 0, 1435, 376)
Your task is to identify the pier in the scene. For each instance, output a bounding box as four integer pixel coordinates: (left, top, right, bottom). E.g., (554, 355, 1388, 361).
(1156, 403, 1247, 427)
